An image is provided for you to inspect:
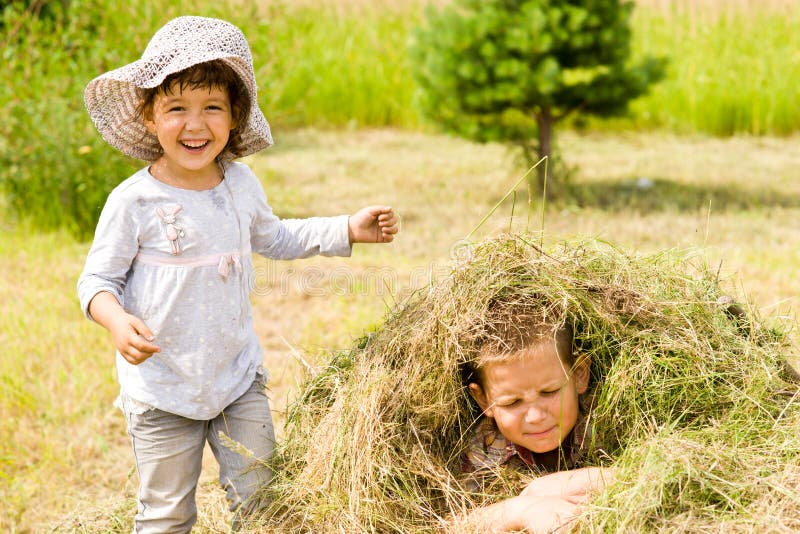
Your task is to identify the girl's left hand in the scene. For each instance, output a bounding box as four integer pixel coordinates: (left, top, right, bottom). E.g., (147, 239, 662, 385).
(348, 206, 399, 243)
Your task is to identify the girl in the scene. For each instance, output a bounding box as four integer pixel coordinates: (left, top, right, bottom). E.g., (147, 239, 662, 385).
(78, 16, 398, 533)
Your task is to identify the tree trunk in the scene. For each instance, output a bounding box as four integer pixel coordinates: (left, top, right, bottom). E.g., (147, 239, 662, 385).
(535, 108, 553, 198)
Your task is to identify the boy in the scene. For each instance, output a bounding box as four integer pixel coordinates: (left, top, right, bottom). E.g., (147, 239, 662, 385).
(459, 316, 614, 532)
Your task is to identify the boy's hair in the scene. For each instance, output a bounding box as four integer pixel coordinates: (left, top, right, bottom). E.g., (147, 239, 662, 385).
(462, 304, 576, 388)
(136, 60, 251, 158)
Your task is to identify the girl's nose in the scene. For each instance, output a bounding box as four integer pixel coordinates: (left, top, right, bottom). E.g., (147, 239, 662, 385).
(184, 111, 205, 131)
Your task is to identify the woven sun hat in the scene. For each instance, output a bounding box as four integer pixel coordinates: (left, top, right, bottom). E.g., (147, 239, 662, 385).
(84, 16, 273, 161)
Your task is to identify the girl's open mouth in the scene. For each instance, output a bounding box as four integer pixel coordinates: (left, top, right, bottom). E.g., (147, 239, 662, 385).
(180, 140, 209, 152)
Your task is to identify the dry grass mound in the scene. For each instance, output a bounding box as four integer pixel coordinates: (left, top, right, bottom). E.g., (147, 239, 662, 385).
(253, 235, 800, 532)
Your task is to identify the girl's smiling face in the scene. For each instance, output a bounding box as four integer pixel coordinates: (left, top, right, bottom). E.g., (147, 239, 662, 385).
(144, 83, 236, 188)
(469, 341, 590, 454)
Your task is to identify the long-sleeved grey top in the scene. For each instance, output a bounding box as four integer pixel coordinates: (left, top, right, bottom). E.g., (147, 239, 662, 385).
(78, 162, 351, 419)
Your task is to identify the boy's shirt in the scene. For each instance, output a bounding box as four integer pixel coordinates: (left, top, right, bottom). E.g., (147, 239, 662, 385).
(460, 413, 591, 492)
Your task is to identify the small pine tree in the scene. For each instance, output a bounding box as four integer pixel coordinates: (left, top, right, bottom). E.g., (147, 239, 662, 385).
(410, 0, 665, 196)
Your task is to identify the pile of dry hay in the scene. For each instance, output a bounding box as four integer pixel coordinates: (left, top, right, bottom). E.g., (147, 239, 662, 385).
(254, 235, 800, 532)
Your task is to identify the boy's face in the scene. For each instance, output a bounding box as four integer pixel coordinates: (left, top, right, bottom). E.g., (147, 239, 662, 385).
(468, 341, 590, 454)
(144, 83, 236, 183)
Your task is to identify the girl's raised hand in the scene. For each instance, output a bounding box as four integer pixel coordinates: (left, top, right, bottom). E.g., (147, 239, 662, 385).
(348, 206, 399, 244)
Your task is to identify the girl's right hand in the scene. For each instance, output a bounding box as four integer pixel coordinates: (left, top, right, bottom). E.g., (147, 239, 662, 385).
(108, 313, 161, 365)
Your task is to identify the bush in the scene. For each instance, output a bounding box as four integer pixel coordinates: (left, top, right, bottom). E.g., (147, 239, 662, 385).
(409, 0, 664, 196)
(0, 1, 162, 237)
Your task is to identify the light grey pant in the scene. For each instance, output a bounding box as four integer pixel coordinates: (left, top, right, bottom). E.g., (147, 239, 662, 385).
(120, 378, 275, 534)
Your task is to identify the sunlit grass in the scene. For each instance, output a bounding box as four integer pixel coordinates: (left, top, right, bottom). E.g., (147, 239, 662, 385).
(3, 128, 800, 531)
(630, 0, 800, 135)
(0, 227, 124, 531)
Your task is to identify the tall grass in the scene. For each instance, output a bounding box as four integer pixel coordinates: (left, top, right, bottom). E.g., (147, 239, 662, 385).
(247, 3, 420, 129)
(630, 0, 800, 135)
(3, 0, 800, 233)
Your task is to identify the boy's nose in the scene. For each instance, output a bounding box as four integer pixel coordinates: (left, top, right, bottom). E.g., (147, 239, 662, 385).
(524, 403, 547, 423)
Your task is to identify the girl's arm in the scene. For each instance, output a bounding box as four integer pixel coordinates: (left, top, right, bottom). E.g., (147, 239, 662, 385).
(244, 167, 397, 258)
(88, 291, 160, 365)
(521, 467, 616, 504)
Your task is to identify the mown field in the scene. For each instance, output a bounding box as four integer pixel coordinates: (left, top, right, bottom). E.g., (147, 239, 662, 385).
(2, 0, 800, 532)
(3, 128, 800, 532)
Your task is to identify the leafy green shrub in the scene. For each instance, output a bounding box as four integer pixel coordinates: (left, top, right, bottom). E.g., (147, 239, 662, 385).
(0, 0, 164, 238)
(410, 0, 665, 195)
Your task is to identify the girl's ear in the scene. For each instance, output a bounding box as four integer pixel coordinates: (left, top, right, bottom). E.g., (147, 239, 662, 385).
(573, 356, 591, 395)
(144, 116, 157, 134)
(468, 382, 494, 418)
(140, 101, 157, 133)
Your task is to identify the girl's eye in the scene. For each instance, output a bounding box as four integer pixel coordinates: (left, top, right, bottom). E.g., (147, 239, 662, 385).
(499, 399, 520, 407)
(541, 389, 561, 397)
(168, 106, 184, 112)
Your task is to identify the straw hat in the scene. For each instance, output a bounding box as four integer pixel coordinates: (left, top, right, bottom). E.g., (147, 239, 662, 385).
(84, 16, 273, 161)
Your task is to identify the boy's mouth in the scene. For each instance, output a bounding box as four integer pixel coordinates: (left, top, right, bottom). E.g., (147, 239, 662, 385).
(180, 140, 210, 151)
(524, 426, 556, 439)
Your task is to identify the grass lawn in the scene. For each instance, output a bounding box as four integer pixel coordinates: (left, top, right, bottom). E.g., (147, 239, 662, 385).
(2, 128, 799, 532)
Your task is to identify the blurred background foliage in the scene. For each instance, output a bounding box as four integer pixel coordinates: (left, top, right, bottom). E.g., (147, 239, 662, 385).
(2, 0, 800, 238)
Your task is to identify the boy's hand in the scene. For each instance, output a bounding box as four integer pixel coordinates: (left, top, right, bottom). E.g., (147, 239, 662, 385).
(521, 467, 617, 504)
(348, 206, 399, 244)
(108, 312, 161, 365)
(455, 494, 578, 533)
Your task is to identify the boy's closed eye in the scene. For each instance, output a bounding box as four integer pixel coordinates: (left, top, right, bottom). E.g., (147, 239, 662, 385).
(540, 387, 563, 397)
(496, 387, 562, 407)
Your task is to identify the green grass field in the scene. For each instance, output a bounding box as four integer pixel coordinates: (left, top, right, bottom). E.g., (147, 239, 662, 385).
(2, 128, 800, 532)
(3, 0, 800, 531)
